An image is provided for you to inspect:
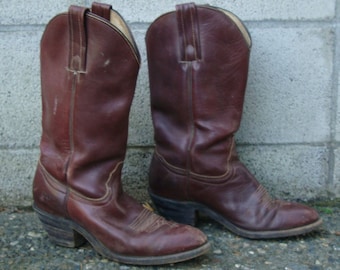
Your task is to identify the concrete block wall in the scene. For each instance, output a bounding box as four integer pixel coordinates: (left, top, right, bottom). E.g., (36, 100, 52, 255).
(0, 0, 339, 207)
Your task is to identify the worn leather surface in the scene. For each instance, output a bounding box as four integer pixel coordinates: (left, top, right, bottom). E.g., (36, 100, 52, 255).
(33, 3, 207, 257)
(147, 3, 320, 232)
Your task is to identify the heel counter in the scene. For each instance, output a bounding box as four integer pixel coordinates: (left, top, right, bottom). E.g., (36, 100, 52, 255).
(33, 161, 67, 217)
(149, 152, 188, 201)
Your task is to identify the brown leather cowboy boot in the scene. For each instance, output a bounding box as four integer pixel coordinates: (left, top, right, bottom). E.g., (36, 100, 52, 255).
(32, 2, 209, 265)
(146, 3, 322, 239)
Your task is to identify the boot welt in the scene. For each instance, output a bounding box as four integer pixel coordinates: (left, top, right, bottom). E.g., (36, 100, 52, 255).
(149, 191, 323, 239)
(33, 204, 210, 265)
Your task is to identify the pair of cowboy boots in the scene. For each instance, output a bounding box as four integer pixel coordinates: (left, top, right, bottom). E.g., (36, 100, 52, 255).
(33, 2, 322, 265)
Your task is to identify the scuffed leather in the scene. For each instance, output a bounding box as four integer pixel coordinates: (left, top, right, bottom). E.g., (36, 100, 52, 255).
(33, 4, 207, 258)
(147, 3, 320, 232)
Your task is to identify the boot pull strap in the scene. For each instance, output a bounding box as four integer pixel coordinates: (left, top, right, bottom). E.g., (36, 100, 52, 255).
(91, 2, 112, 21)
(68, 5, 89, 72)
(176, 3, 201, 61)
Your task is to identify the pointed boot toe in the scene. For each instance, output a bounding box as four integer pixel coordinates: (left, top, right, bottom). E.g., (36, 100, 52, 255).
(274, 201, 322, 234)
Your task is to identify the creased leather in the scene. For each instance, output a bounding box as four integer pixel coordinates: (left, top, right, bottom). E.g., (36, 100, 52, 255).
(33, 3, 207, 258)
(147, 3, 320, 233)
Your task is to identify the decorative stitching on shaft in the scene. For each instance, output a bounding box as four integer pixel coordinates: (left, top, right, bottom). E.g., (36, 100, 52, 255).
(129, 208, 177, 233)
(254, 185, 280, 209)
(154, 137, 235, 181)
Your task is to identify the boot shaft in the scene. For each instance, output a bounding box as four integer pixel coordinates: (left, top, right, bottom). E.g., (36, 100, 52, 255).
(39, 5, 140, 198)
(146, 3, 251, 177)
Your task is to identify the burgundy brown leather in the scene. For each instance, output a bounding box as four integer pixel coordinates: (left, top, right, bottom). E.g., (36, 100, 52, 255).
(33, 3, 209, 265)
(91, 2, 111, 20)
(147, 3, 322, 239)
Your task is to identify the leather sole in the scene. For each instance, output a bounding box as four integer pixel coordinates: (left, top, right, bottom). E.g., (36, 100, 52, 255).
(149, 191, 323, 239)
(33, 204, 210, 265)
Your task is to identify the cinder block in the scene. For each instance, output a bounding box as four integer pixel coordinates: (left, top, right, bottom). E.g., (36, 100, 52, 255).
(1, 0, 337, 208)
(107, 0, 335, 23)
(128, 25, 334, 146)
(122, 148, 154, 203)
(0, 0, 86, 25)
(0, 30, 42, 148)
(237, 144, 329, 200)
(123, 145, 330, 202)
(0, 149, 39, 207)
(335, 70, 340, 141)
(0, 148, 153, 208)
(0, 26, 152, 149)
(0, 144, 329, 207)
(332, 147, 340, 198)
(128, 26, 154, 146)
(237, 26, 333, 144)
(0, 1, 334, 25)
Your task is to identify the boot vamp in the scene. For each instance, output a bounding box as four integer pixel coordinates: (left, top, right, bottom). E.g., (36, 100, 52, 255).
(191, 161, 320, 231)
(68, 192, 207, 256)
